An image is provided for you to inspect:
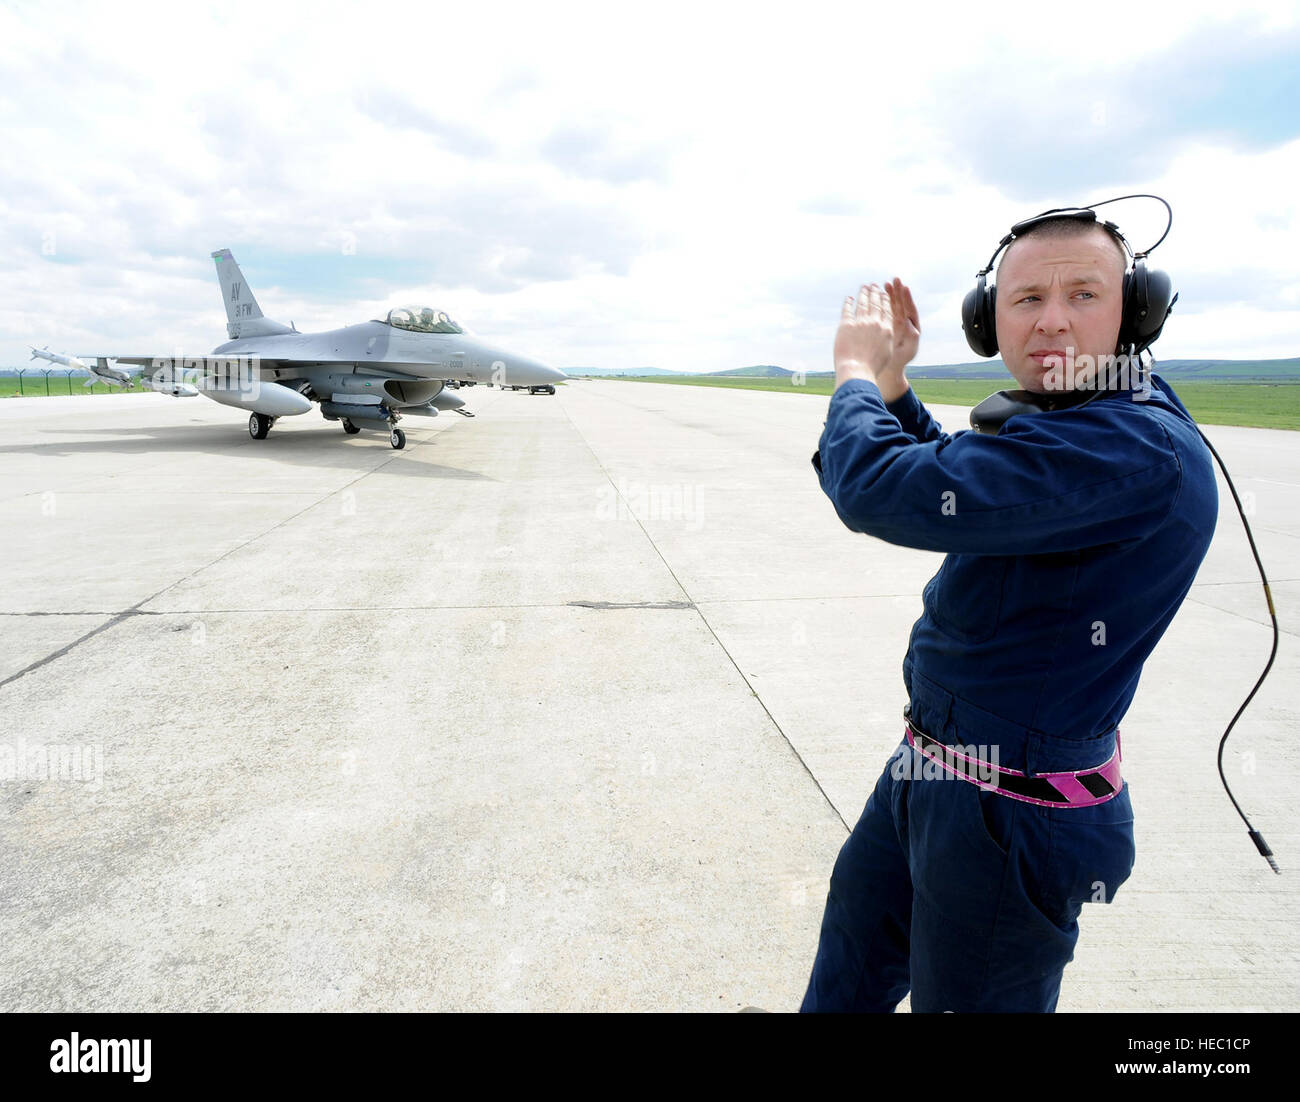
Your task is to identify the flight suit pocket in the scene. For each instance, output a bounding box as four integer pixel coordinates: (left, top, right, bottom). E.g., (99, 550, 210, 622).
(1039, 785, 1137, 928)
(973, 784, 1016, 858)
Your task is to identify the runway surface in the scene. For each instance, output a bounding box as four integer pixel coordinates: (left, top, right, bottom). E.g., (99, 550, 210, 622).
(1, 380, 1296, 1011)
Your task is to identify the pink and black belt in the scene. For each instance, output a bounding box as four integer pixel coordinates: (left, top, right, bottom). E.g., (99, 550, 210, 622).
(903, 707, 1124, 808)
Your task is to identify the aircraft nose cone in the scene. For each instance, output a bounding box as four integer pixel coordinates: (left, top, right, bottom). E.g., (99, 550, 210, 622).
(472, 341, 566, 386)
(501, 353, 566, 386)
(510, 355, 564, 384)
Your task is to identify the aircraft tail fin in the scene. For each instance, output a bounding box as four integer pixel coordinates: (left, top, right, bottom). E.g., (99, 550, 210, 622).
(211, 249, 292, 339)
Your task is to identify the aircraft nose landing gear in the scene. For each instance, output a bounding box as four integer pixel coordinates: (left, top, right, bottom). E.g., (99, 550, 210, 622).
(248, 413, 275, 440)
(389, 427, 406, 450)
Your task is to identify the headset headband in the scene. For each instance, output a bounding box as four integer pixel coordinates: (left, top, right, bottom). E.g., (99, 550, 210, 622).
(975, 194, 1172, 279)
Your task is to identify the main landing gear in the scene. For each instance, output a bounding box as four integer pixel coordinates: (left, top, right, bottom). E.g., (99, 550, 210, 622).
(248, 413, 276, 440)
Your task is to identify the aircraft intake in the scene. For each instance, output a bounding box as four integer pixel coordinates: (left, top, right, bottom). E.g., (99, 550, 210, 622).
(383, 379, 443, 406)
(321, 374, 442, 408)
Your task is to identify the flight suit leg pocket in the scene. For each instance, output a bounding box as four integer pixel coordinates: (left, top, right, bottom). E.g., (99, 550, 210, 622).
(1040, 785, 1136, 928)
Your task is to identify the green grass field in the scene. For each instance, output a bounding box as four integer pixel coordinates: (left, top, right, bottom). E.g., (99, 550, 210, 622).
(589, 375, 1300, 430)
(0, 377, 570, 398)
(0, 375, 136, 397)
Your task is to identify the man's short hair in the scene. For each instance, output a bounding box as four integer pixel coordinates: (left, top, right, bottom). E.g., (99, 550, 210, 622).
(995, 217, 1129, 288)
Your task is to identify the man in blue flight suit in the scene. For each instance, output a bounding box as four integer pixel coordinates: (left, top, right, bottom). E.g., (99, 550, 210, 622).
(800, 215, 1218, 1012)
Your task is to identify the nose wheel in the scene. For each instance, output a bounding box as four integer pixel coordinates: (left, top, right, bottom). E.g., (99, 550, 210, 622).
(248, 413, 275, 440)
(389, 427, 406, 450)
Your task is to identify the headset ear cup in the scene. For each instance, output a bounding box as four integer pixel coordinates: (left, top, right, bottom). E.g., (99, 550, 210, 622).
(1120, 266, 1134, 348)
(1122, 259, 1175, 352)
(986, 282, 998, 356)
(1138, 267, 1174, 343)
(960, 281, 981, 351)
(962, 274, 999, 357)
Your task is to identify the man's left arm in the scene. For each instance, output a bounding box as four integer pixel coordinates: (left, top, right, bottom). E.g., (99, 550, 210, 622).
(815, 377, 1184, 555)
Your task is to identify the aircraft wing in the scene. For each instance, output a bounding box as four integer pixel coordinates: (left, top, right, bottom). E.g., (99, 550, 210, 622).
(105, 355, 286, 372)
(74, 357, 145, 371)
(106, 356, 457, 377)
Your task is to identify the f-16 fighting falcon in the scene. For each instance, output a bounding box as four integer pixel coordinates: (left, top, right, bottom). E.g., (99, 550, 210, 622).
(36, 249, 567, 450)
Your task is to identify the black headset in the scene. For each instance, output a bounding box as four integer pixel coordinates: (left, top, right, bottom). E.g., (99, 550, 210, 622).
(961, 194, 1178, 359)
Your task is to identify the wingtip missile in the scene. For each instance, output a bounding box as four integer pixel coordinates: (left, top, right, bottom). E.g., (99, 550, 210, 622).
(29, 346, 87, 371)
(29, 346, 135, 388)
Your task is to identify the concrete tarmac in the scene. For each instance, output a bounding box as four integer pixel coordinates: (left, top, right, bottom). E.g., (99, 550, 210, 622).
(1, 381, 1296, 1012)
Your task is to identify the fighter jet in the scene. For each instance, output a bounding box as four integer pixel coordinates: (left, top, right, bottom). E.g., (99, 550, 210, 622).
(48, 249, 566, 450)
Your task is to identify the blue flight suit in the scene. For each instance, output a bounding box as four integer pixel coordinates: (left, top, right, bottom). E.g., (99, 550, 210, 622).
(801, 373, 1218, 1012)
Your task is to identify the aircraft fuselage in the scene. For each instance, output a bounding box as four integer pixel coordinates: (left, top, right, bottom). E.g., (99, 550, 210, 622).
(211, 321, 561, 388)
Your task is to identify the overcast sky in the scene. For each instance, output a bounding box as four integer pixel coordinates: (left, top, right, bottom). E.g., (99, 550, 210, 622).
(2, 0, 1298, 373)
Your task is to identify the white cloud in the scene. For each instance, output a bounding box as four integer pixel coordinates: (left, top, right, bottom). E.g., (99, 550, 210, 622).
(1, 0, 1297, 372)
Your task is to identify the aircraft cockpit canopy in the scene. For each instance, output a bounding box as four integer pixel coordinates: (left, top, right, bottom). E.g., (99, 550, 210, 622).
(386, 306, 464, 335)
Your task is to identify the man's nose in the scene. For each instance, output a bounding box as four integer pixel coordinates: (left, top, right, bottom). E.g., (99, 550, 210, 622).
(1034, 295, 1070, 335)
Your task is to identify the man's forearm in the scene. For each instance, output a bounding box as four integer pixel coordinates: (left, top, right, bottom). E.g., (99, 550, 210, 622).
(874, 374, 910, 404)
(834, 366, 910, 403)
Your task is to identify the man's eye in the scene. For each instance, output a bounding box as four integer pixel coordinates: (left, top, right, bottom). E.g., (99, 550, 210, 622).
(1016, 292, 1094, 303)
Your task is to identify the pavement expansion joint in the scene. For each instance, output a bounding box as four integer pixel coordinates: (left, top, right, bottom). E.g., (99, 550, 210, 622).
(567, 600, 696, 610)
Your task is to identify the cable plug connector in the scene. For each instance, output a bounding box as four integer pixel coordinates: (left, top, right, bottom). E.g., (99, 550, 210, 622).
(1249, 830, 1281, 875)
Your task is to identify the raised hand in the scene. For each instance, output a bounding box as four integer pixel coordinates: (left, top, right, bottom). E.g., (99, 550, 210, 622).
(833, 283, 894, 390)
(867, 277, 921, 402)
(886, 277, 921, 370)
